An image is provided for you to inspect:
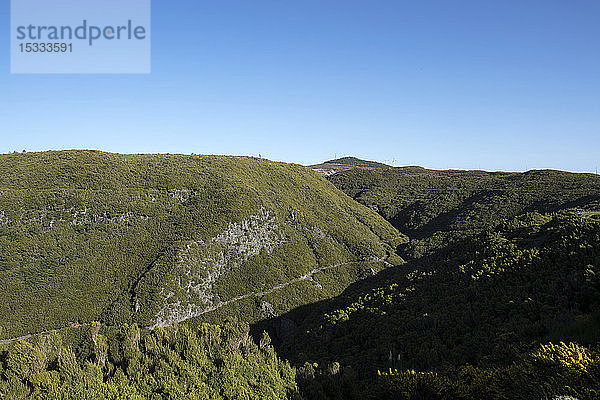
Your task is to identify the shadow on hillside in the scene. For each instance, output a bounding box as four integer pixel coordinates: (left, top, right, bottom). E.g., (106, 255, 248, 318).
(250, 236, 466, 367)
(388, 192, 600, 240)
(251, 259, 413, 344)
(251, 220, 600, 374)
(390, 190, 499, 239)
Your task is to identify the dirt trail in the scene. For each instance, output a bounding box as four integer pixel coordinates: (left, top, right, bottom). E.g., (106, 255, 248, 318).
(0, 236, 402, 345)
(150, 234, 403, 327)
(152, 258, 388, 328)
(0, 323, 90, 346)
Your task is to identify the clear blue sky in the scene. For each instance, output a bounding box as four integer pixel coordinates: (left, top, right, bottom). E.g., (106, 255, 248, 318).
(1, 0, 599, 172)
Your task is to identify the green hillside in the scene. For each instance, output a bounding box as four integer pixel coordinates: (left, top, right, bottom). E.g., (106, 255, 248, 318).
(257, 167, 600, 399)
(0, 150, 403, 341)
(324, 157, 390, 169)
(328, 167, 600, 256)
(274, 210, 600, 399)
(3, 156, 600, 399)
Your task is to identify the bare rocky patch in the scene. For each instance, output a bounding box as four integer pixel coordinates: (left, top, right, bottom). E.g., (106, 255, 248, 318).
(154, 207, 285, 327)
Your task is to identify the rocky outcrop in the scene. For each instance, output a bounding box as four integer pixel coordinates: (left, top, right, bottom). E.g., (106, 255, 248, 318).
(154, 208, 285, 327)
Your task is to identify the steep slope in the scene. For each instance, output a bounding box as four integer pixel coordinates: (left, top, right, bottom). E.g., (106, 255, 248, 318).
(275, 211, 600, 399)
(329, 167, 600, 256)
(0, 151, 404, 340)
(329, 167, 600, 235)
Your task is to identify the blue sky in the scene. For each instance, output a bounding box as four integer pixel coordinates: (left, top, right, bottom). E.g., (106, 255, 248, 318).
(1, 0, 599, 172)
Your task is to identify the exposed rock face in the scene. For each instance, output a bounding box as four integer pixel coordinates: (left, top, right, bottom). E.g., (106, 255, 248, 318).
(312, 227, 328, 239)
(168, 189, 198, 203)
(154, 208, 285, 327)
(0, 211, 8, 225)
(259, 301, 276, 319)
(0, 207, 150, 226)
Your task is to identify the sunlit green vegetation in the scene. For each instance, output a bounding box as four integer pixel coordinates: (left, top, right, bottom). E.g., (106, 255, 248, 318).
(329, 167, 600, 256)
(0, 151, 401, 340)
(275, 168, 600, 399)
(0, 322, 297, 399)
(3, 154, 600, 399)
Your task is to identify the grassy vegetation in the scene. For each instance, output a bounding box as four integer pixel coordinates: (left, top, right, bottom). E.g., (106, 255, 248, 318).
(3, 154, 600, 399)
(0, 150, 402, 340)
(324, 157, 390, 169)
(267, 164, 600, 399)
(0, 321, 297, 399)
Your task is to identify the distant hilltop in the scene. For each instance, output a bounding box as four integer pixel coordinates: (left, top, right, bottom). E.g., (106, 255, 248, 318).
(310, 156, 390, 175)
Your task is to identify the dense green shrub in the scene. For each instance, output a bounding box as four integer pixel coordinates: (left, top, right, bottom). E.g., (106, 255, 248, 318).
(282, 213, 600, 398)
(0, 322, 297, 399)
(376, 342, 600, 400)
(0, 151, 401, 339)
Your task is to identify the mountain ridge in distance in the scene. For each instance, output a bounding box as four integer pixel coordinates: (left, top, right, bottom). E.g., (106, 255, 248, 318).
(311, 156, 391, 175)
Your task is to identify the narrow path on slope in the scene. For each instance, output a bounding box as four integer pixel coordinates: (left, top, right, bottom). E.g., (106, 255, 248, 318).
(0, 236, 404, 345)
(152, 257, 390, 328)
(0, 323, 91, 346)
(156, 235, 403, 326)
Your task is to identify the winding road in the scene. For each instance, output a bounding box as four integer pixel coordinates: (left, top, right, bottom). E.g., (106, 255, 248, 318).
(0, 237, 400, 346)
